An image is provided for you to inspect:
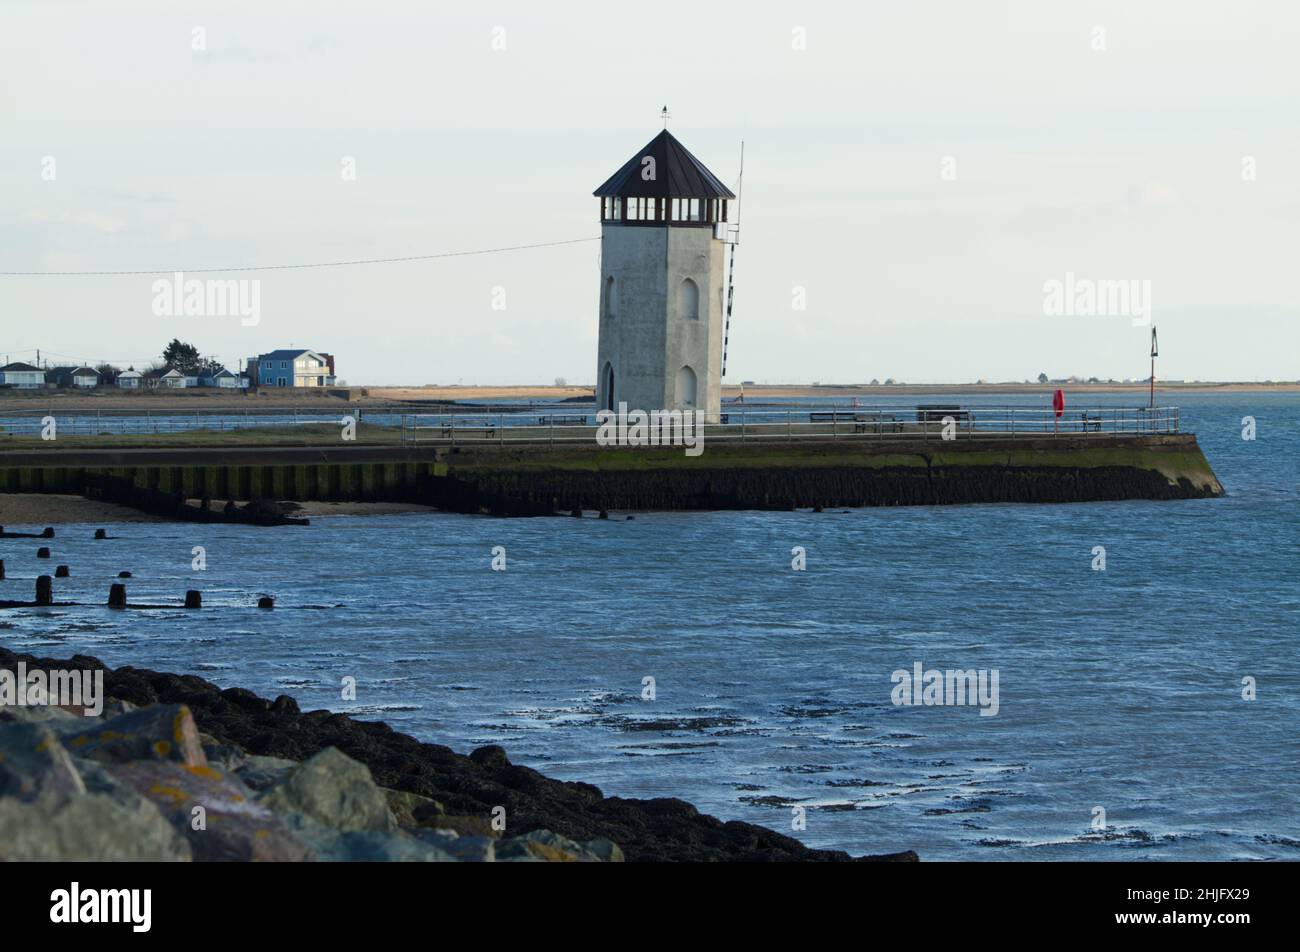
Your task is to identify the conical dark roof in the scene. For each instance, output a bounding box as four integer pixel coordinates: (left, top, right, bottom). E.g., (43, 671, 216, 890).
(593, 130, 736, 200)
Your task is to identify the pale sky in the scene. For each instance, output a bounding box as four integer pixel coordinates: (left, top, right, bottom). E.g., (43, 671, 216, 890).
(2, 0, 1297, 384)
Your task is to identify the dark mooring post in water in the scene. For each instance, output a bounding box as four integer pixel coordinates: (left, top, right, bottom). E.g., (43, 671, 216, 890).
(94, 529, 107, 540)
(54, 565, 70, 578)
(36, 547, 51, 559)
(35, 576, 53, 606)
(0, 559, 5, 580)
(185, 590, 202, 608)
(108, 583, 127, 609)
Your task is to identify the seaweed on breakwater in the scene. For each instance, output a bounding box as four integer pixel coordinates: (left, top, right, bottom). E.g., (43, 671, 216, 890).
(416, 462, 1219, 515)
(81, 474, 309, 526)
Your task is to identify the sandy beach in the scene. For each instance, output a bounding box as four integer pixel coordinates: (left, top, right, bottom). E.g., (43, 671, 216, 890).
(0, 493, 165, 525)
(0, 493, 436, 525)
(0, 381, 1295, 417)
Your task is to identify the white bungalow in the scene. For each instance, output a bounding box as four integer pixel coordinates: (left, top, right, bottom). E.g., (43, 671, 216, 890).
(116, 369, 143, 389)
(0, 362, 47, 389)
(69, 367, 100, 388)
(145, 368, 187, 389)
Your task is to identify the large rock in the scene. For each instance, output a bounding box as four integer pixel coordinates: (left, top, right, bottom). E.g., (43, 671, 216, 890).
(443, 835, 495, 862)
(499, 829, 604, 862)
(0, 703, 90, 737)
(64, 704, 206, 767)
(200, 738, 248, 773)
(259, 747, 396, 833)
(0, 760, 191, 862)
(108, 760, 312, 862)
(0, 795, 191, 861)
(582, 837, 625, 863)
(385, 788, 444, 826)
(234, 754, 297, 792)
(418, 813, 498, 838)
(0, 722, 86, 801)
(412, 829, 495, 862)
(279, 815, 458, 862)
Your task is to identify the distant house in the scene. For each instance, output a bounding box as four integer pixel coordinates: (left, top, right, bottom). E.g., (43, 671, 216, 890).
(116, 369, 143, 390)
(208, 369, 241, 390)
(144, 367, 187, 389)
(248, 350, 336, 388)
(198, 367, 241, 389)
(71, 367, 100, 388)
(47, 366, 101, 389)
(0, 362, 47, 389)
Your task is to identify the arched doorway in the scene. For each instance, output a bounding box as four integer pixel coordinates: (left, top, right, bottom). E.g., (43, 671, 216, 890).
(603, 362, 615, 412)
(676, 365, 697, 409)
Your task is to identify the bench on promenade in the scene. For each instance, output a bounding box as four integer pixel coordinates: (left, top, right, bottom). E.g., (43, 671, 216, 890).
(916, 405, 969, 423)
(808, 410, 904, 433)
(536, 415, 588, 426)
(853, 415, 903, 434)
(810, 410, 861, 422)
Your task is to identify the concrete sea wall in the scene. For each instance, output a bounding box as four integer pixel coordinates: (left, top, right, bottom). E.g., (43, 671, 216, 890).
(425, 435, 1224, 513)
(0, 434, 1224, 515)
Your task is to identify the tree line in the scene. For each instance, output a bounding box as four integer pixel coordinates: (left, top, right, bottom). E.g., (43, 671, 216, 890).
(93, 339, 227, 379)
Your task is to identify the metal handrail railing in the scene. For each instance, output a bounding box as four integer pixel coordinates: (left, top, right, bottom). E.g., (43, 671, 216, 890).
(397, 404, 1182, 446)
(0, 403, 1182, 443)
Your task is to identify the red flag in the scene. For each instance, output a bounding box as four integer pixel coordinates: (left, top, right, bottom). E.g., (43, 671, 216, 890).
(1052, 389, 1065, 418)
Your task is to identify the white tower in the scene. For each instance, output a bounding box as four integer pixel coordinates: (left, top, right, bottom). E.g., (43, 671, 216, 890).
(593, 130, 735, 422)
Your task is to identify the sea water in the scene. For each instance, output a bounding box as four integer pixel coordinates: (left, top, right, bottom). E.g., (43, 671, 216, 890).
(1, 392, 1295, 859)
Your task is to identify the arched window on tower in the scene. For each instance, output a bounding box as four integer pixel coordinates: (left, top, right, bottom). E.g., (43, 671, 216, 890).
(604, 275, 617, 319)
(603, 362, 616, 412)
(677, 365, 697, 409)
(679, 278, 699, 321)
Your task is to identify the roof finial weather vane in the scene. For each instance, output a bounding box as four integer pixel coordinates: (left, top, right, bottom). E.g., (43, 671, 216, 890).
(661, 105, 670, 129)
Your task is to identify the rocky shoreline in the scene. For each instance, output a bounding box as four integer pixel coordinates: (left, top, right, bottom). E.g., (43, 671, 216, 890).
(0, 647, 918, 862)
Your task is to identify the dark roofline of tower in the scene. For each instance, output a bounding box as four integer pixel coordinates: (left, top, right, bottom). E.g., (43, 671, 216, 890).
(593, 129, 736, 200)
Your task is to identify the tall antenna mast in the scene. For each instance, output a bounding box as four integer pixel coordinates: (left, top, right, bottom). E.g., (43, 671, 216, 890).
(721, 141, 744, 378)
(1149, 325, 1158, 409)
